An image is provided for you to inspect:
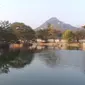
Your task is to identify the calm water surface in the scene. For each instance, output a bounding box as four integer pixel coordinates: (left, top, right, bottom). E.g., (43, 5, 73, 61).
(0, 47, 85, 85)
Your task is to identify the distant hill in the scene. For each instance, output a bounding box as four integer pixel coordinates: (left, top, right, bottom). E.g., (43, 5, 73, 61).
(36, 17, 80, 31)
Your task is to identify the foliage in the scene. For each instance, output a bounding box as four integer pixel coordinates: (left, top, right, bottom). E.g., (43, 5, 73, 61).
(11, 22, 35, 41)
(74, 30, 85, 42)
(0, 21, 36, 42)
(62, 30, 74, 42)
(36, 29, 49, 40)
(47, 24, 57, 39)
(0, 21, 11, 29)
(36, 24, 62, 40)
(0, 21, 18, 42)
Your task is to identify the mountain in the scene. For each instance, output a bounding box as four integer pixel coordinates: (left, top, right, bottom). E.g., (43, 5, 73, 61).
(36, 17, 79, 31)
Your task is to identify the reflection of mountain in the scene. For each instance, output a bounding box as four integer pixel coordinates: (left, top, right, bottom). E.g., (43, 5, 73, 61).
(39, 50, 60, 67)
(0, 48, 34, 73)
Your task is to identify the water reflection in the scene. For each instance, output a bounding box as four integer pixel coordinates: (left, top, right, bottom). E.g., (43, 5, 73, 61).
(33, 45, 80, 50)
(33, 48, 85, 74)
(0, 46, 85, 85)
(0, 48, 34, 73)
(0, 45, 83, 74)
(66, 46, 80, 50)
(38, 50, 60, 67)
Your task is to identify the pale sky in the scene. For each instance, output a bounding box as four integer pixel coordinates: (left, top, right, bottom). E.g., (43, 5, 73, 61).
(0, 0, 85, 28)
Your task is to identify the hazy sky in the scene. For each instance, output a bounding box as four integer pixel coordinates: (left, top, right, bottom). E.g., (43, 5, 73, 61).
(0, 0, 85, 28)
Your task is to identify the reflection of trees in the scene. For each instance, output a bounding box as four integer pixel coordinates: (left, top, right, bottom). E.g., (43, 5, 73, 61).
(0, 49, 20, 73)
(66, 46, 79, 50)
(0, 48, 34, 73)
(39, 50, 60, 67)
(9, 50, 34, 68)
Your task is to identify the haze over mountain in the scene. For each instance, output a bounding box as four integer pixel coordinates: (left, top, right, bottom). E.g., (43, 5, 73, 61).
(36, 17, 80, 31)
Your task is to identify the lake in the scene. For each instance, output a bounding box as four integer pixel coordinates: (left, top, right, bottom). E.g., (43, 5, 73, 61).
(0, 47, 85, 85)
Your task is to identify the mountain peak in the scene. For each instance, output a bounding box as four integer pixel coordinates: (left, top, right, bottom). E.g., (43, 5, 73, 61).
(48, 17, 59, 21)
(36, 17, 78, 31)
(49, 17, 57, 19)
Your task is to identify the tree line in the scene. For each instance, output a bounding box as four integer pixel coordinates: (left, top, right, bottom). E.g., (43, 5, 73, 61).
(0, 21, 85, 43)
(36, 24, 85, 42)
(0, 21, 35, 43)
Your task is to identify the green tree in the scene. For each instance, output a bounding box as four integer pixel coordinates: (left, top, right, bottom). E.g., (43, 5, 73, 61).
(36, 24, 61, 41)
(62, 30, 74, 42)
(36, 29, 49, 40)
(0, 21, 18, 42)
(11, 22, 35, 41)
(74, 30, 85, 42)
(48, 24, 56, 39)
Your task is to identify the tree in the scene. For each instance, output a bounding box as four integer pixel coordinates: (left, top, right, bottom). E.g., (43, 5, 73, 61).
(0, 21, 18, 42)
(36, 24, 62, 41)
(74, 30, 85, 42)
(48, 24, 56, 39)
(0, 21, 36, 42)
(62, 30, 74, 42)
(11, 22, 35, 41)
(36, 29, 49, 40)
(0, 21, 11, 30)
